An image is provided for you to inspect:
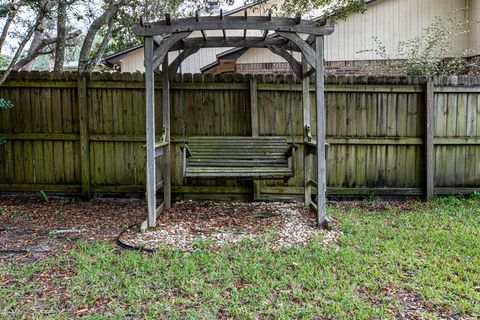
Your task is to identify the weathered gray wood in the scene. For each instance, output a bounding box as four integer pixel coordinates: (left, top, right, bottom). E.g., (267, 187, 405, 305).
(315, 36, 328, 229)
(152, 31, 191, 69)
(276, 31, 316, 69)
(169, 37, 300, 52)
(250, 79, 258, 136)
(168, 47, 200, 78)
(302, 57, 312, 206)
(145, 37, 157, 228)
(184, 137, 294, 179)
(162, 57, 171, 210)
(133, 16, 334, 36)
(250, 78, 261, 199)
(425, 80, 435, 199)
(267, 45, 302, 78)
(78, 76, 91, 198)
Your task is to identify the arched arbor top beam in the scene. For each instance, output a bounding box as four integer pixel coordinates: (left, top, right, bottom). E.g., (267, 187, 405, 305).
(166, 36, 302, 52)
(133, 16, 334, 37)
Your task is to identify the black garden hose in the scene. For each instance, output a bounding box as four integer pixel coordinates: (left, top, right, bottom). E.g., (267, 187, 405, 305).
(116, 224, 157, 253)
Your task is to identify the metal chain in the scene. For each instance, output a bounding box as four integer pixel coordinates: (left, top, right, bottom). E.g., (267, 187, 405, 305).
(179, 50, 187, 144)
(285, 48, 296, 144)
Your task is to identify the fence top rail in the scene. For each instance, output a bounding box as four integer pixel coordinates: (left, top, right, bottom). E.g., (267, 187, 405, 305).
(2, 71, 480, 87)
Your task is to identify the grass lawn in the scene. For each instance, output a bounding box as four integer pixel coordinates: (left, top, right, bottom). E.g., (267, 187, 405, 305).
(1, 197, 479, 319)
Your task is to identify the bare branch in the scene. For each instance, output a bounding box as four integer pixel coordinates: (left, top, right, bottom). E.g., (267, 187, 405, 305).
(13, 30, 81, 71)
(0, 13, 40, 83)
(0, 12, 15, 52)
(84, 17, 115, 73)
(78, 0, 130, 72)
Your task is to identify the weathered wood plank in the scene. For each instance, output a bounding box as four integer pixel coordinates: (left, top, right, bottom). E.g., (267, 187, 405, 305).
(315, 36, 327, 228)
(78, 77, 91, 197)
(162, 57, 172, 210)
(145, 37, 157, 228)
(425, 81, 434, 198)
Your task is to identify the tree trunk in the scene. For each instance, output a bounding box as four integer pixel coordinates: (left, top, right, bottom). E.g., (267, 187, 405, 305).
(84, 16, 115, 73)
(21, 0, 56, 71)
(13, 30, 81, 71)
(0, 11, 16, 52)
(54, 0, 67, 71)
(78, 0, 129, 72)
(0, 16, 39, 84)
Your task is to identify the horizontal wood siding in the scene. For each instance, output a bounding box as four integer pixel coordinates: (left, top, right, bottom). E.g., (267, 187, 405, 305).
(1, 71, 480, 198)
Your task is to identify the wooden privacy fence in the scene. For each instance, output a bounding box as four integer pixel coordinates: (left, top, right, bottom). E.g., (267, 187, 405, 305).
(1, 71, 480, 199)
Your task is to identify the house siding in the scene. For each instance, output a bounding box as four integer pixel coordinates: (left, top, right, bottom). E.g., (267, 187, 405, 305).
(325, 0, 469, 61)
(118, 0, 476, 74)
(469, 0, 480, 55)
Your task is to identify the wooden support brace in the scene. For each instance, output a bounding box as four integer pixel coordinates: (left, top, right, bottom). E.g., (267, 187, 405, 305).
(168, 47, 200, 78)
(267, 45, 302, 78)
(276, 31, 316, 69)
(152, 31, 191, 70)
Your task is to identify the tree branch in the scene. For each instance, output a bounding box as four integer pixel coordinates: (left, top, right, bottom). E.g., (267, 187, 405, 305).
(84, 16, 115, 72)
(13, 30, 81, 71)
(0, 13, 40, 83)
(0, 11, 16, 52)
(54, 0, 67, 71)
(78, 0, 130, 72)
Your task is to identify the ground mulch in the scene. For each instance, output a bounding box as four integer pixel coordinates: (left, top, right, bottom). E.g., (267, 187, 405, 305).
(0, 195, 146, 263)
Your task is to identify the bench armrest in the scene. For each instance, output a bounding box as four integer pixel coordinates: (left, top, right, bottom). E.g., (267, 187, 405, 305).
(180, 144, 192, 158)
(284, 144, 299, 158)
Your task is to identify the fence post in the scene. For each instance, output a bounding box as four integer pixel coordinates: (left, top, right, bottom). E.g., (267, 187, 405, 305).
(78, 76, 91, 198)
(250, 78, 261, 200)
(425, 80, 435, 199)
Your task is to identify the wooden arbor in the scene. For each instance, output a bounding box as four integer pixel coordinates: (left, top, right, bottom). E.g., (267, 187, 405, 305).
(132, 13, 334, 229)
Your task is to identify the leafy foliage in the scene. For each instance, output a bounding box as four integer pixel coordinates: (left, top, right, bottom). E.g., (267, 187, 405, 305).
(0, 97, 13, 144)
(104, 0, 185, 55)
(280, 0, 366, 19)
(0, 98, 13, 110)
(364, 10, 479, 76)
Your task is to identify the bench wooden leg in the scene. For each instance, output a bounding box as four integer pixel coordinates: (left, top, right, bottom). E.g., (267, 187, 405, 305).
(253, 180, 261, 200)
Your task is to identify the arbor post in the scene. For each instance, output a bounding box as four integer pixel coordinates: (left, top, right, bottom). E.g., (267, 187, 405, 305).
(145, 36, 156, 228)
(315, 36, 328, 228)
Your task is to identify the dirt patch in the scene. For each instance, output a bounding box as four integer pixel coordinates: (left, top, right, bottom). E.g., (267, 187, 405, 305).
(119, 201, 341, 251)
(358, 285, 476, 320)
(0, 196, 145, 262)
(330, 199, 418, 213)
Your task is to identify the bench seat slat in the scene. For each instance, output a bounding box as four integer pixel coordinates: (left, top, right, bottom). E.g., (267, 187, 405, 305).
(183, 136, 294, 179)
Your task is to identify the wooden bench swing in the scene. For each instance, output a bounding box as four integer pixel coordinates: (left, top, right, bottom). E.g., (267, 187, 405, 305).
(133, 11, 334, 230)
(177, 68, 298, 179)
(181, 136, 296, 179)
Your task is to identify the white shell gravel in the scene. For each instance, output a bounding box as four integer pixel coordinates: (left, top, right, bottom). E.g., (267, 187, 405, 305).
(119, 201, 342, 251)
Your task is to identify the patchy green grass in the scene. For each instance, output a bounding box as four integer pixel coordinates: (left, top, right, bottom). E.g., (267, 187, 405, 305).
(1, 198, 479, 319)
